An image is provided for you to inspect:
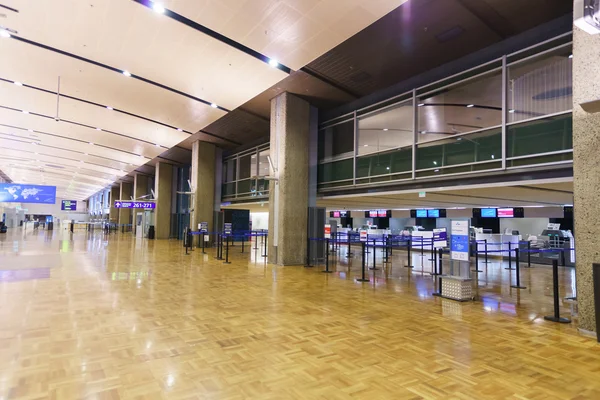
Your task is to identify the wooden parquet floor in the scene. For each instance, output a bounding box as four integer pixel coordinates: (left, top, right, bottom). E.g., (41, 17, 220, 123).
(0, 229, 598, 400)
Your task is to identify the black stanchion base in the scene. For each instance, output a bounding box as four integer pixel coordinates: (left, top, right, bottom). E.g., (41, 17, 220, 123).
(510, 285, 527, 289)
(355, 278, 370, 282)
(224, 261, 231, 264)
(216, 257, 223, 260)
(483, 261, 490, 264)
(368, 267, 379, 270)
(262, 255, 268, 258)
(430, 272, 440, 276)
(471, 269, 483, 273)
(504, 267, 515, 270)
(322, 270, 334, 273)
(404, 265, 414, 269)
(543, 316, 571, 323)
(304, 265, 314, 268)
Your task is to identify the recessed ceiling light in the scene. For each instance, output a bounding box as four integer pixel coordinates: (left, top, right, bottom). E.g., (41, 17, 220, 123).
(13, 81, 22, 86)
(0, 30, 10, 38)
(84, 153, 88, 156)
(31, 142, 36, 145)
(22, 110, 29, 114)
(386, 167, 390, 170)
(211, 103, 218, 108)
(466, 104, 474, 108)
(363, 144, 368, 147)
(106, 106, 113, 110)
(508, 109, 515, 113)
(155, 143, 161, 147)
(418, 103, 425, 107)
(433, 161, 437, 165)
(96, 128, 102, 131)
(177, 128, 182, 132)
(89, 142, 94, 145)
(383, 128, 389, 131)
(491, 155, 495, 159)
(28, 129, 33, 132)
(268, 59, 279, 68)
(420, 130, 427, 134)
(569, 54, 573, 59)
(434, 169, 440, 173)
(80, 160, 84, 163)
(34, 152, 38, 155)
(457, 137, 463, 141)
(122, 70, 131, 77)
(152, 2, 166, 13)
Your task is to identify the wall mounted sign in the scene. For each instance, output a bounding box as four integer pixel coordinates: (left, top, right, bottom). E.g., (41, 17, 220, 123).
(0, 183, 56, 204)
(114, 201, 156, 209)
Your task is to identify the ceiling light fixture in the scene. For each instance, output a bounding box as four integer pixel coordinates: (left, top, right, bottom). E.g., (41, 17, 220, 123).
(420, 130, 427, 134)
(89, 142, 94, 145)
(28, 129, 33, 132)
(22, 110, 29, 114)
(491, 155, 495, 159)
(383, 128, 389, 131)
(106, 106, 113, 110)
(508, 109, 515, 113)
(433, 161, 437, 165)
(177, 128, 182, 132)
(211, 103, 218, 108)
(155, 143, 160, 147)
(569, 54, 573, 59)
(363, 144, 368, 147)
(13, 81, 22, 86)
(152, 2, 166, 13)
(466, 104, 474, 108)
(268, 59, 279, 68)
(456, 137, 463, 141)
(96, 128, 102, 131)
(418, 103, 425, 107)
(122, 70, 131, 77)
(0, 30, 10, 38)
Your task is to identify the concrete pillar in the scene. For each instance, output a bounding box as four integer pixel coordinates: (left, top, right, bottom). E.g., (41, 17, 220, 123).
(190, 141, 215, 234)
(154, 162, 173, 239)
(118, 182, 133, 228)
(133, 173, 150, 232)
(572, 24, 600, 334)
(268, 92, 311, 265)
(109, 186, 119, 222)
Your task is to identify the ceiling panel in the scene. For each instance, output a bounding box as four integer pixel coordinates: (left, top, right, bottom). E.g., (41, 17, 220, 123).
(164, 0, 408, 71)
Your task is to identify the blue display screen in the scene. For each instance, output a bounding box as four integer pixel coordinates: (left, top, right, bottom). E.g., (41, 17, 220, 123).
(481, 208, 497, 218)
(427, 209, 440, 218)
(416, 210, 427, 218)
(0, 183, 56, 204)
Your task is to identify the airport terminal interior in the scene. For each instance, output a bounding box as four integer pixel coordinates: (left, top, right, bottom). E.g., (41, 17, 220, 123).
(1, 0, 600, 398)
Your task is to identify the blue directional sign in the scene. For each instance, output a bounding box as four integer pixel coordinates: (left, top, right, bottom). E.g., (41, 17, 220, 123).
(0, 183, 56, 204)
(114, 201, 156, 209)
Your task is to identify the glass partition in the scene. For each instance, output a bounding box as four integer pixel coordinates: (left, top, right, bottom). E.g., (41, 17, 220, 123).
(357, 101, 412, 156)
(318, 120, 354, 162)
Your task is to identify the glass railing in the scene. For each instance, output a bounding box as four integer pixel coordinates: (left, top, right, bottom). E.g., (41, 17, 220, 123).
(507, 113, 572, 168)
(355, 147, 412, 185)
(415, 126, 502, 177)
(222, 179, 270, 200)
(317, 159, 353, 188)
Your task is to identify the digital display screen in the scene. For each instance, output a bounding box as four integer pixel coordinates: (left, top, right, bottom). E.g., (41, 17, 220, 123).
(481, 208, 497, 218)
(61, 200, 77, 211)
(497, 208, 514, 218)
(378, 210, 388, 217)
(369, 210, 378, 218)
(427, 209, 440, 218)
(416, 210, 427, 218)
(0, 183, 56, 204)
(333, 211, 340, 218)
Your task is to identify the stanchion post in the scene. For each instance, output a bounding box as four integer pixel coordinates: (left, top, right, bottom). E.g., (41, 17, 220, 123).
(224, 235, 231, 264)
(544, 259, 570, 323)
(433, 248, 443, 296)
(472, 247, 482, 273)
(511, 248, 526, 289)
(347, 232, 353, 258)
(405, 239, 413, 268)
(370, 238, 378, 270)
(484, 239, 489, 264)
(241, 234, 245, 253)
(527, 241, 531, 268)
(323, 238, 333, 273)
(384, 236, 390, 264)
(262, 233, 268, 258)
(306, 236, 312, 267)
(357, 242, 369, 282)
(505, 242, 514, 270)
(202, 233, 206, 254)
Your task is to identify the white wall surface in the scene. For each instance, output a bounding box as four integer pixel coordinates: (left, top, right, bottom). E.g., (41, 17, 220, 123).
(22, 198, 89, 223)
(499, 218, 550, 237)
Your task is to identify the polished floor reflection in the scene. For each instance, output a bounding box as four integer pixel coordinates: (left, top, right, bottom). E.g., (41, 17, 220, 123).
(0, 229, 598, 399)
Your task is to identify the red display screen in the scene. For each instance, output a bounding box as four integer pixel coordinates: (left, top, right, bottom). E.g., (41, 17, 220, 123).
(333, 211, 340, 218)
(369, 210, 378, 218)
(378, 210, 388, 217)
(498, 208, 514, 218)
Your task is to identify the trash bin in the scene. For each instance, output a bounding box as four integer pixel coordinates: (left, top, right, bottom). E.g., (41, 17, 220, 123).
(148, 225, 155, 240)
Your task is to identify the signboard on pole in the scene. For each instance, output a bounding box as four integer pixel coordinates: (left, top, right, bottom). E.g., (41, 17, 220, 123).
(433, 228, 447, 248)
(359, 230, 368, 242)
(451, 220, 469, 261)
(199, 222, 208, 233)
(324, 224, 331, 239)
(114, 201, 156, 209)
(224, 223, 232, 235)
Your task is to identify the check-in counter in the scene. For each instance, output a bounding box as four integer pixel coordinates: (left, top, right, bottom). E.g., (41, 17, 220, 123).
(475, 233, 520, 257)
(411, 231, 433, 249)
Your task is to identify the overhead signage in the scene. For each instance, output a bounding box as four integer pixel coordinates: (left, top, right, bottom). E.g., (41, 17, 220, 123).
(330, 210, 350, 218)
(419, 191, 426, 198)
(416, 209, 427, 218)
(450, 220, 469, 261)
(427, 209, 440, 218)
(480, 208, 497, 218)
(433, 228, 447, 248)
(498, 208, 514, 218)
(324, 224, 331, 239)
(224, 223, 232, 235)
(365, 210, 390, 218)
(0, 183, 56, 204)
(114, 201, 156, 209)
(61, 200, 77, 211)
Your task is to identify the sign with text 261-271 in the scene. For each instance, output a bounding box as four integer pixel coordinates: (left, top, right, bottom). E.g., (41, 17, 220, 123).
(0, 183, 56, 204)
(114, 201, 155, 209)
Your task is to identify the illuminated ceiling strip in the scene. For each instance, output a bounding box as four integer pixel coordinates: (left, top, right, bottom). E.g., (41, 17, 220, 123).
(0, 105, 169, 150)
(132, 0, 292, 74)
(7, 35, 231, 112)
(0, 123, 151, 161)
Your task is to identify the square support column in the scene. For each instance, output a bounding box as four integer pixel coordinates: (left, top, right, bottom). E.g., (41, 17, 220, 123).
(109, 186, 119, 222)
(268, 92, 310, 265)
(190, 141, 215, 234)
(118, 182, 132, 228)
(154, 162, 173, 239)
(573, 24, 600, 334)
